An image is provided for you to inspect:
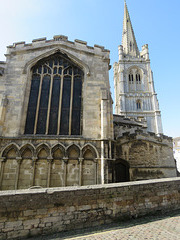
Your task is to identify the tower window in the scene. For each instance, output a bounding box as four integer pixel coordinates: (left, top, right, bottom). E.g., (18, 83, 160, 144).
(129, 74, 133, 84)
(25, 53, 83, 136)
(136, 73, 141, 84)
(136, 100, 141, 110)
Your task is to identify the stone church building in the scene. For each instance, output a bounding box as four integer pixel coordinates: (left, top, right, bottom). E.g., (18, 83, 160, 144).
(0, 2, 177, 190)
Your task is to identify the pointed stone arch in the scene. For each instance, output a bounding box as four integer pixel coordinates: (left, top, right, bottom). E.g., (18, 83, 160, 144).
(21, 48, 86, 135)
(82, 143, 99, 159)
(33, 143, 50, 188)
(127, 66, 144, 80)
(66, 143, 81, 160)
(51, 143, 65, 159)
(36, 143, 51, 158)
(18, 144, 35, 189)
(1, 143, 20, 158)
(50, 143, 65, 188)
(23, 47, 90, 75)
(0, 143, 20, 190)
(20, 143, 35, 158)
(66, 144, 80, 186)
(82, 144, 98, 186)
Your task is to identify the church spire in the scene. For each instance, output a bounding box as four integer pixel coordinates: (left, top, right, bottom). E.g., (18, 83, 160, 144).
(122, 0, 139, 57)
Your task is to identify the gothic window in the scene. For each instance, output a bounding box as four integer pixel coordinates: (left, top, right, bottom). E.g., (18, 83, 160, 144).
(136, 100, 141, 110)
(129, 73, 133, 84)
(25, 53, 83, 135)
(136, 73, 141, 84)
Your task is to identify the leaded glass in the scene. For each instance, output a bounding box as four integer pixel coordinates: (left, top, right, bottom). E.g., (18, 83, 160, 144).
(25, 53, 83, 135)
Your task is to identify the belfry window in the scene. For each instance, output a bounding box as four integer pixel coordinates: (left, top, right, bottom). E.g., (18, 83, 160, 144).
(25, 53, 83, 135)
(129, 73, 133, 84)
(136, 73, 141, 84)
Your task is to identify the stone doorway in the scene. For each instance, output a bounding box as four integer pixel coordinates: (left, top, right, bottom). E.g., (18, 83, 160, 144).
(114, 159, 130, 183)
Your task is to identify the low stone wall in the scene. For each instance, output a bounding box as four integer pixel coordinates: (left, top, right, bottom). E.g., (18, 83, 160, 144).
(0, 177, 180, 239)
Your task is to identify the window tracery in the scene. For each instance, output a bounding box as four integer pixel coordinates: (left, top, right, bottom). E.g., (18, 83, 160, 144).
(136, 73, 141, 84)
(25, 53, 83, 135)
(129, 72, 134, 84)
(128, 68, 142, 91)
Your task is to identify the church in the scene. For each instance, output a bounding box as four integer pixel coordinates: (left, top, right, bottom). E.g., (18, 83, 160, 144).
(0, 2, 177, 190)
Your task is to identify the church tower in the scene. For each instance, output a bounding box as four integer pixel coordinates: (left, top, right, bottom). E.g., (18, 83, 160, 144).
(114, 1, 163, 134)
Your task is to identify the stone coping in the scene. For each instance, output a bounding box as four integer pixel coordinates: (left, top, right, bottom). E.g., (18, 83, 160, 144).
(0, 177, 180, 196)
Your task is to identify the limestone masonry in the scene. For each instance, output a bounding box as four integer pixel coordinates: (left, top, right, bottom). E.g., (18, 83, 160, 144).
(0, 178, 180, 239)
(0, 1, 177, 191)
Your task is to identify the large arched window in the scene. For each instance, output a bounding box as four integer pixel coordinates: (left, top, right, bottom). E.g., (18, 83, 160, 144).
(25, 53, 83, 135)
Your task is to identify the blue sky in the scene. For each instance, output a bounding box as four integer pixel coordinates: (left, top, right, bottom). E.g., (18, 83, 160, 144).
(1, 0, 180, 138)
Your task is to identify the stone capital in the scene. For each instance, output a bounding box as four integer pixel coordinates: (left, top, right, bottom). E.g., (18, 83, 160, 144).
(16, 157, 22, 164)
(47, 156, 53, 163)
(63, 157, 68, 164)
(0, 157, 6, 162)
(78, 158, 84, 164)
(32, 156, 38, 162)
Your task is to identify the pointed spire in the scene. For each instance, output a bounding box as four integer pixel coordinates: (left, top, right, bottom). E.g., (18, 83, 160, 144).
(122, 1, 139, 57)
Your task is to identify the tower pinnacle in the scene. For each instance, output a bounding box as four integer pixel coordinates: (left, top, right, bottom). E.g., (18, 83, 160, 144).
(122, 1, 139, 57)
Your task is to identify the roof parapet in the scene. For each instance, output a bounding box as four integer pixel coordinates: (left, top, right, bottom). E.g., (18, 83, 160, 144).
(53, 35, 68, 41)
(6, 35, 109, 55)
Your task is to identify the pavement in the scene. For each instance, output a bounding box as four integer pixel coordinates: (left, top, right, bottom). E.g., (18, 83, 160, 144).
(31, 210, 180, 240)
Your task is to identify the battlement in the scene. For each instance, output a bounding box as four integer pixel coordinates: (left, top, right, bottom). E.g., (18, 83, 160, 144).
(120, 129, 173, 145)
(114, 114, 172, 145)
(6, 35, 110, 56)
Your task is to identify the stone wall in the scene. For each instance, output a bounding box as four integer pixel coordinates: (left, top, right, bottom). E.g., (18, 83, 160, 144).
(115, 128, 177, 180)
(1, 35, 113, 139)
(0, 138, 109, 190)
(0, 177, 180, 239)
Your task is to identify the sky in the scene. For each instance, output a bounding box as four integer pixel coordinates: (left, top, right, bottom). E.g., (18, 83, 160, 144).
(0, 0, 180, 138)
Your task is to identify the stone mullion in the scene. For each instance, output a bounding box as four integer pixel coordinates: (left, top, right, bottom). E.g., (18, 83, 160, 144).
(31, 157, 38, 186)
(63, 157, 68, 187)
(34, 73, 43, 134)
(0, 157, 6, 190)
(47, 157, 53, 187)
(15, 157, 22, 190)
(78, 158, 83, 186)
(57, 68, 64, 134)
(133, 70, 136, 92)
(45, 74, 54, 134)
(69, 70, 74, 135)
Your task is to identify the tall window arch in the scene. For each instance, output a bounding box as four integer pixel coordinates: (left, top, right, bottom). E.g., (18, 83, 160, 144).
(25, 53, 83, 135)
(129, 72, 133, 84)
(136, 73, 141, 84)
